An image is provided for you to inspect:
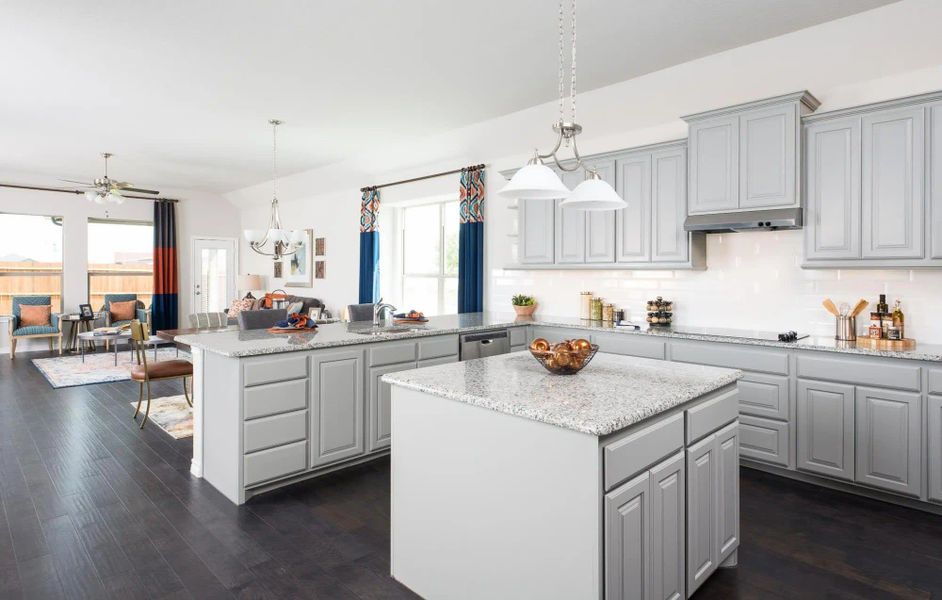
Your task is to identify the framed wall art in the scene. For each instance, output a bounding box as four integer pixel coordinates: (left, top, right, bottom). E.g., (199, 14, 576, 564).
(285, 229, 313, 287)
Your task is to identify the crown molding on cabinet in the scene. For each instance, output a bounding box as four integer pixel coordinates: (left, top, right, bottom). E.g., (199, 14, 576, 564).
(681, 90, 820, 123)
(802, 89, 942, 123)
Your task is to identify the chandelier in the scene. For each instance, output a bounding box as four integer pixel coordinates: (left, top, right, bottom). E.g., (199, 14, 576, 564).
(498, 0, 625, 210)
(243, 119, 306, 260)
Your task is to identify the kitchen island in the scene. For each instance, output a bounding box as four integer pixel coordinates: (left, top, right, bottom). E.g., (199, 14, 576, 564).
(384, 351, 742, 600)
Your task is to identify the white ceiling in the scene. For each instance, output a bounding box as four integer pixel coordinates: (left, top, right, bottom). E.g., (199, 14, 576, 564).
(0, 0, 897, 194)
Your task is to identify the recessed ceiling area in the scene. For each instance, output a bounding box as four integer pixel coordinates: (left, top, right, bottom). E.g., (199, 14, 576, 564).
(0, 0, 898, 193)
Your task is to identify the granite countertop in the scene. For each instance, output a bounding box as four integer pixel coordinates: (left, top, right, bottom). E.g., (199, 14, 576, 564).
(382, 351, 742, 436)
(174, 312, 942, 362)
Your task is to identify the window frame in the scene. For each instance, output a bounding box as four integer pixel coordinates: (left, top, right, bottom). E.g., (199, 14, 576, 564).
(399, 198, 459, 315)
(0, 211, 64, 314)
(86, 218, 154, 307)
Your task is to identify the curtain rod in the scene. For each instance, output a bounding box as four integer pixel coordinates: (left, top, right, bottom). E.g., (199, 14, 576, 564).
(360, 163, 486, 193)
(0, 182, 180, 203)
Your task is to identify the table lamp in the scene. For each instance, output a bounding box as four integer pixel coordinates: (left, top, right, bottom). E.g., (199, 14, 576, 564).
(238, 274, 264, 300)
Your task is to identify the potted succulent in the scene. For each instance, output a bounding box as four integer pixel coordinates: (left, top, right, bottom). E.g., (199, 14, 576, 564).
(511, 294, 537, 317)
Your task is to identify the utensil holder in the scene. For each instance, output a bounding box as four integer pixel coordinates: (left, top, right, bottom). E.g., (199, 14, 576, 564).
(835, 316, 857, 341)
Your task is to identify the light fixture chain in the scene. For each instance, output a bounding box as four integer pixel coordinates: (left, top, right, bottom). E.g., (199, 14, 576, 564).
(558, 0, 564, 124)
(272, 121, 278, 199)
(570, 0, 576, 123)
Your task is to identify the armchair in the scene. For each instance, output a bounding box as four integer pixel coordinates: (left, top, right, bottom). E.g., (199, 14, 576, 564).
(100, 294, 150, 350)
(9, 295, 61, 358)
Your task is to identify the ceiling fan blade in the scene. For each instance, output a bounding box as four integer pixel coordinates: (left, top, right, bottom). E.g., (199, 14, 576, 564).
(121, 187, 160, 195)
(58, 178, 95, 186)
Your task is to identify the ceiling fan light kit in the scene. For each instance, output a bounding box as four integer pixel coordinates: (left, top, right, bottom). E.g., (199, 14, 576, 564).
(498, 0, 625, 211)
(72, 152, 156, 204)
(243, 119, 306, 261)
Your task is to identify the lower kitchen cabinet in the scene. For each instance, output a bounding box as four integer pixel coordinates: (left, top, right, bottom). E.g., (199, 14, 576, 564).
(649, 451, 686, 600)
(716, 423, 740, 562)
(739, 415, 789, 467)
(686, 433, 717, 595)
(311, 348, 365, 468)
(797, 379, 855, 481)
(855, 387, 922, 497)
(368, 362, 414, 452)
(930, 396, 942, 503)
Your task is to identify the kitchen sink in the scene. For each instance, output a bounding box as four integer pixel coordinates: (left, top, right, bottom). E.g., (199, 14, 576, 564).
(352, 325, 420, 336)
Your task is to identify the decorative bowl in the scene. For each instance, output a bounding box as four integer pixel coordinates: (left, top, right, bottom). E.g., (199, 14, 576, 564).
(529, 343, 599, 375)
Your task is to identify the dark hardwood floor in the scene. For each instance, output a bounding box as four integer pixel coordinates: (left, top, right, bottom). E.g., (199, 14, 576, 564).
(2, 348, 941, 599)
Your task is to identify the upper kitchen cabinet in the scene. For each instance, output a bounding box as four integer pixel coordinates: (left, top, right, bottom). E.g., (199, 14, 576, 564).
(803, 91, 942, 268)
(684, 91, 819, 216)
(557, 159, 616, 264)
(518, 197, 556, 264)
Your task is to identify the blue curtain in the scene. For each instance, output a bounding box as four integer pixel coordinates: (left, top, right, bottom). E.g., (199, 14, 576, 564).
(358, 188, 380, 303)
(458, 168, 485, 313)
(152, 200, 178, 333)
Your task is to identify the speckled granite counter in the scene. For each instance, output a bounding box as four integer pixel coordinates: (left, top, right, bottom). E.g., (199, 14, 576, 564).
(382, 351, 741, 436)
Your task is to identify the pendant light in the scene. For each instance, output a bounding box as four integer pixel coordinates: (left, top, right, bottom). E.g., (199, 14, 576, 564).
(243, 119, 306, 260)
(499, 0, 626, 211)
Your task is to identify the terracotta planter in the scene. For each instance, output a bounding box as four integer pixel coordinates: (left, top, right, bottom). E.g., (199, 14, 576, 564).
(513, 303, 537, 317)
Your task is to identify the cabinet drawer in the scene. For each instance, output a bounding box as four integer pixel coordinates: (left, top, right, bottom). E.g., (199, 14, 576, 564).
(603, 412, 683, 491)
(928, 368, 942, 395)
(243, 354, 308, 386)
(671, 341, 788, 375)
(244, 378, 307, 420)
(418, 335, 458, 360)
(739, 415, 789, 467)
(590, 332, 666, 360)
(243, 440, 307, 487)
(796, 353, 920, 392)
(244, 410, 307, 453)
(369, 341, 417, 367)
(509, 327, 527, 347)
(737, 372, 789, 420)
(417, 355, 458, 369)
(687, 387, 739, 444)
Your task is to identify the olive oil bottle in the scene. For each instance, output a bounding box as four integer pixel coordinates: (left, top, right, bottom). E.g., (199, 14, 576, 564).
(891, 299, 905, 340)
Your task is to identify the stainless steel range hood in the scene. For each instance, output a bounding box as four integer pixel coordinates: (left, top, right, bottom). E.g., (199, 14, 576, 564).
(683, 207, 802, 233)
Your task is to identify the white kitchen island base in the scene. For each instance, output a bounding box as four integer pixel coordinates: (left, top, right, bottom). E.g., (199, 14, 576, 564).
(387, 352, 741, 600)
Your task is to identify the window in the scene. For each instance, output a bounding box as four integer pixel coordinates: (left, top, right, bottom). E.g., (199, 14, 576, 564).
(399, 200, 459, 316)
(0, 213, 63, 315)
(87, 219, 154, 309)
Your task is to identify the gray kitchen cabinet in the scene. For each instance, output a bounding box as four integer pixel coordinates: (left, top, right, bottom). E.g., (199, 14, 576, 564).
(736, 372, 789, 420)
(604, 471, 649, 600)
(930, 103, 942, 259)
(518, 198, 555, 264)
(554, 160, 616, 264)
(861, 106, 925, 259)
(556, 168, 586, 264)
(930, 395, 942, 503)
(585, 160, 617, 263)
(715, 423, 739, 563)
(649, 451, 685, 600)
(651, 147, 689, 263)
(739, 415, 789, 467)
(686, 432, 717, 596)
(855, 387, 922, 497)
(688, 115, 739, 214)
(739, 104, 797, 209)
(804, 117, 862, 260)
(797, 379, 855, 481)
(615, 153, 651, 262)
(368, 361, 414, 452)
(310, 348, 365, 468)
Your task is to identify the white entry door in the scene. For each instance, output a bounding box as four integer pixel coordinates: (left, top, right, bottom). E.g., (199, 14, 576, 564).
(193, 238, 237, 314)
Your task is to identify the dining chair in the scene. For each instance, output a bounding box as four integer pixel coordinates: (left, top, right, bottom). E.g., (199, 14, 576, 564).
(347, 303, 375, 322)
(129, 320, 193, 429)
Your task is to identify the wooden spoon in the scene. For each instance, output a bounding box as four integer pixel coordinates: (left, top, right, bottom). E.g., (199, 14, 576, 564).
(822, 298, 840, 317)
(849, 298, 869, 318)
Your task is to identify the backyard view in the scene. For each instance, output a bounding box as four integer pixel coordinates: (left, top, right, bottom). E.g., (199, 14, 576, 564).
(87, 219, 153, 310)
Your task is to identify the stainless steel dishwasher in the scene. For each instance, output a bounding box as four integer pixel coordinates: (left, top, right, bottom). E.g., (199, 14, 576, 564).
(459, 329, 511, 361)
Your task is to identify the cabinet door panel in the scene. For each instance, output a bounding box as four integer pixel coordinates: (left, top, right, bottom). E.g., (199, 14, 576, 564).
(649, 451, 685, 600)
(585, 160, 617, 263)
(805, 118, 861, 260)
(861, 107, 925, 259)
(797, 380, 855, 481)
(689, 116, 739, 214)
(651, 147, 689, 263)
(929, 104, 942, 259)
(855, 387, 921, 497)
(311, 349, 365, 468)
(519, 198, 555, 264)
(737, 372, 789, 420)
(740, 105, 796, 209)
(605, 472, 649, 600)
(556, 168, 586, 263)
(368, 362, 415, 452)
(930, 396, 942, 503)
(715, 422, 739, 563)
(739, 415, 789, 467)
(686, 433, 716, 596)
(615, 154, 651, 263)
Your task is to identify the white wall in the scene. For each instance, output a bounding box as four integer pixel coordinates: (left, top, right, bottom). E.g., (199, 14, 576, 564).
(0, 176, 239, 352)
(227, 0, 942, 342)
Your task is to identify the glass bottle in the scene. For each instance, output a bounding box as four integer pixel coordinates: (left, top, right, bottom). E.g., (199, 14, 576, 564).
(892, 299, 905, 340)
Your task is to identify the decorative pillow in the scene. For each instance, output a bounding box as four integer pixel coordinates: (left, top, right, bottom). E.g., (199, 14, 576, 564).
(109, 300, 137, 322)
(228, 298, 256, 320)
(286, 301, 304, 316)
(20, 304, 52, 327)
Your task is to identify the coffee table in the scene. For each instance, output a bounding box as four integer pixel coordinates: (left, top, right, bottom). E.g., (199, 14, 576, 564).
(77, 330, 132, 366)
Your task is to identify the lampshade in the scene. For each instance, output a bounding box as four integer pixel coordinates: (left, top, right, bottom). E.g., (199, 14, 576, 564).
(106, 192, 124, 205)
(93, 193, 106, 205)
(288, 229, 307, 245)
(268, 228, 289, 244)
(243, 229, 266, 244)
(238, 274, 264, 290)
(498, 163, 570, 200)
(559, 175, 626, 211)
(84, 190, 98, 203)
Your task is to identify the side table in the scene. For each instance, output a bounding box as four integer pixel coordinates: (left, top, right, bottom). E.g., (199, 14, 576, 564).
(60, 314, 100, 353)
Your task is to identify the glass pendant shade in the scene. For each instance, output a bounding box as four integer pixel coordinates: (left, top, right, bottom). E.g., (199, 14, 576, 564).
(288, 229, 307, 244)
(84, 190, 98, 203)
(498, 163, 570, 200)
(243, 229, 266, 244)
(559, 177, 626, 211)
(107, 192, 124, 204)
(268, 228, 289, 244)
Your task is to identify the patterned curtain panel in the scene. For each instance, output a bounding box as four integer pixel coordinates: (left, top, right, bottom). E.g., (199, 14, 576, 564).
(358, 188, 381, 303)
(152, 201, 178, 333)
(458, 168, 485, 313)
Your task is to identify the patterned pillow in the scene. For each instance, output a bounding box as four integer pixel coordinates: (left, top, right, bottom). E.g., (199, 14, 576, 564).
(286, 301, 304, 316)
(110, 300, 137, 322)
(228, 298, 256, 319)
(20, 304, 51, 327)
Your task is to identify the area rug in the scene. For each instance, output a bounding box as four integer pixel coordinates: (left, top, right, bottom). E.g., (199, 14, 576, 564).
(128, 395, 193, 439)
(32, 348, 190, 388)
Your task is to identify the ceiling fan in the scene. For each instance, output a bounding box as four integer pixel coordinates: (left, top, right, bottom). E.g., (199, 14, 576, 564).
(60, 152, 159, 204)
